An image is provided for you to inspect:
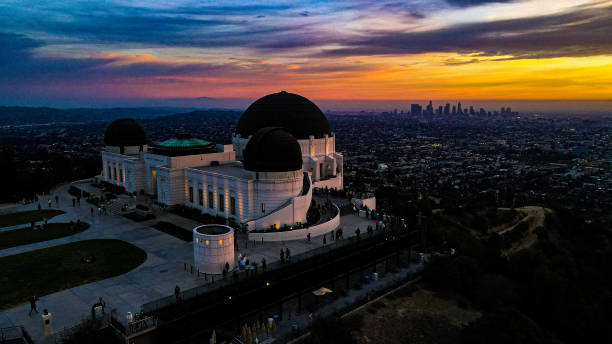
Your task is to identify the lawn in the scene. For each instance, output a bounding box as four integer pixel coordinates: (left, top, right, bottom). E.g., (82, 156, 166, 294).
(151, 221, 192, 241)
(0, 239, 147, 310)
(0, 221, 90, 250)
(0, 209, 65, 228)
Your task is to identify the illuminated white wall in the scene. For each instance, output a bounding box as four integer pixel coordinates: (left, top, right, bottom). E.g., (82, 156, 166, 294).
(193, 225, 235, 274)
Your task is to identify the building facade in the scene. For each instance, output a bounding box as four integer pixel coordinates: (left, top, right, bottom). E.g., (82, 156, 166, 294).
(100, 92, 338, 231)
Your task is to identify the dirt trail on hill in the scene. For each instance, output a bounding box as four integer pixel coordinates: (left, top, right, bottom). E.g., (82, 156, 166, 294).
(498, 206, 550, 255)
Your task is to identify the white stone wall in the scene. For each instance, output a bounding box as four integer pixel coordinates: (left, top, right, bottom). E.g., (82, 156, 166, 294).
(193, 225, 235, 274)
(101, 150, 143, 190)
(156, 167, 186, 205)
(351, 197, 376, 210)
(124, 159, 145, 193)
(233, 134, 342, 188)
(185, 169, 309, 230)
(143, 154, 171, 195)
(185, 168, 254, 223)
(313, 175, 343, 190)
(245, 174, 312, 230)
(251, 171, 303, 218)
(168, 151, 235, 168)
(232, 136, 250, 160)
(247, 203, 340, 242)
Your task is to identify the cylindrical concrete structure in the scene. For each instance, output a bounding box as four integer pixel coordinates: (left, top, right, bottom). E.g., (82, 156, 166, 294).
(193, 224, 235, 274)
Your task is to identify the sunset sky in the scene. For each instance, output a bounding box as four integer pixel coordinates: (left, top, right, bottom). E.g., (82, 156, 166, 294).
(0, 0, 611, 108)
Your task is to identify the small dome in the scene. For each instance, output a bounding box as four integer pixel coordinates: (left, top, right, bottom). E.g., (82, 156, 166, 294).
(243, 127, 303, 172)
(150, 135, 215, 156)
(104, 118, 146, 147)
(236, 91, 331, 139)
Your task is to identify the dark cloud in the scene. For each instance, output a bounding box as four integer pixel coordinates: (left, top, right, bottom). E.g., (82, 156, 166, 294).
(318, 5, 612, 59)
(0, 3, 302, 49)
(443, 58, 480, 65)
(0, 33, 42, 64)
(0, 32, 235, 82)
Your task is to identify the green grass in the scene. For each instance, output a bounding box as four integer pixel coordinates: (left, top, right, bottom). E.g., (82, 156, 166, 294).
(151, 221, 192, 241)
(0, 209, 65, 228)
(0, 239, 147, 310)
(0, 222, 90, 250)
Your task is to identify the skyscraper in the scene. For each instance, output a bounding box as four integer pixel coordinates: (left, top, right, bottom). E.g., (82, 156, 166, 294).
(411, 104, 422, 116)
(452, 105, 456, 115)
(426, 101, 434, 115)
(457, 102, 462, 115)
(444, 103, 450, 115)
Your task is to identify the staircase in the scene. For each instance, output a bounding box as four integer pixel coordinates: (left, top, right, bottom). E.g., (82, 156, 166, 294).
(109, 200, 126, 216)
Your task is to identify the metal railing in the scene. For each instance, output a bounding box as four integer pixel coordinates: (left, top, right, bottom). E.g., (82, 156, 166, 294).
(0, 326, 32, 344)
(141, 220, 409, 314)
(125, 316, 158, 337)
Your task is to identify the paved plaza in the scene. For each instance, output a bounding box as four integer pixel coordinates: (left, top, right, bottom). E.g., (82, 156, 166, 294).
(0, 182, 374, 342)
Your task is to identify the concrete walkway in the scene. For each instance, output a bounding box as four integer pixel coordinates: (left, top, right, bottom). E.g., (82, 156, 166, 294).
(0, 182, 376, 343)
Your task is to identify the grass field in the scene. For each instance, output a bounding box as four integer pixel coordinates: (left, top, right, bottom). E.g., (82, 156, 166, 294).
(151, 221, 192, 241)
(0, 239, 147, 310)
(0, 221, 90, 250)
(0, 209, 65, 228)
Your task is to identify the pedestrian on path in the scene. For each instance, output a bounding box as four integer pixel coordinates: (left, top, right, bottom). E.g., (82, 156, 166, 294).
(29, 296, 38, 316)
(323, 234, 327, 246)
(174, 285, 181, 302)
(307, 233, 311, 242)
(280, 249, 285, 264)
(55, 195, 59, 205)
(48, 199, 52, 208)
(331, 230, 335, 241)
(261, 258, 267, 272)
(90, 207, 94, 217)
(285, 247, 290, 261)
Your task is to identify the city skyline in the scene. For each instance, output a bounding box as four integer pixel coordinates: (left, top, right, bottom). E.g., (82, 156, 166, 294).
(0, 0, 611, 107)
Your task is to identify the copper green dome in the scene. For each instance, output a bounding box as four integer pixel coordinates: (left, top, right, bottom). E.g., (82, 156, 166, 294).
(236, 91, 331, 139)
(150, 133, 215, 156)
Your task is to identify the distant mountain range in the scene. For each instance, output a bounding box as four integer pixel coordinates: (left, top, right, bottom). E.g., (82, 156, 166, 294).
(0, 106, 201, 125)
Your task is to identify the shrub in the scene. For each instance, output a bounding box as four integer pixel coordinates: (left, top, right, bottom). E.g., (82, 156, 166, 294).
(100, 181, 125, 195)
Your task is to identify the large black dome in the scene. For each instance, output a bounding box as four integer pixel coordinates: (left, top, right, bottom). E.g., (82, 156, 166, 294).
(243, 127, 303, 172)
(236, 91, 331, 139)
(104, 118, 147, 147)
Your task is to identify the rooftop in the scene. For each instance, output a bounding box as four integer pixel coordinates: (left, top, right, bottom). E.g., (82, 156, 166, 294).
(155, 136, 213, 149)
(150, 133, 216, 156)
(192, 162, 255, 180)
(195, 225, 233, 236)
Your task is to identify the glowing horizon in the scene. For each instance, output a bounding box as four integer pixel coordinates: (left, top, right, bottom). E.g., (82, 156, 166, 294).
(0, 0, 611, 106)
